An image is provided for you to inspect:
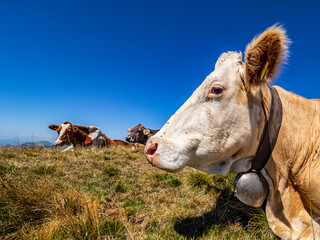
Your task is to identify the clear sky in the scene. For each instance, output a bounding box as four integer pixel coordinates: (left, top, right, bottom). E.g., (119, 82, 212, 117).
(0, 0, 319, 143)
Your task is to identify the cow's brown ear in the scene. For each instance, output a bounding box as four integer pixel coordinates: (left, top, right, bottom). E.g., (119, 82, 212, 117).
(49, 125, 59, 131)
(143, 129, 150, 135)
(244, 25, 289, 89)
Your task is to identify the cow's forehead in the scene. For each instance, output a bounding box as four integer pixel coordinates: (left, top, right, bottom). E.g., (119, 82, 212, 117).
(133, 124, 144, 131)
(193, 51, 243, 97)
(61, 123, 71, 129)
(215, 51, 242, 69)
(204, 51, 244, 89)
(58, 123, 71, 133)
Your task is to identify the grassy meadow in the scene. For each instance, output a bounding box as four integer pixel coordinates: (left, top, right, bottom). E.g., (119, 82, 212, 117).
(0, 146, 277, 240)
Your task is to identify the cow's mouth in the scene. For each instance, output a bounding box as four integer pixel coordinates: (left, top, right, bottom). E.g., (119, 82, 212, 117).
(54, 140, 62, 146)
(126, 137, 134, 143)
(54, 140, 68, 146)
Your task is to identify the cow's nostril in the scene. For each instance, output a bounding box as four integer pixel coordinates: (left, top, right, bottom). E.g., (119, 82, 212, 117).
(146, 143, 158, 155)
(144, 141, 161, 167)
(145, 142, 158, 156)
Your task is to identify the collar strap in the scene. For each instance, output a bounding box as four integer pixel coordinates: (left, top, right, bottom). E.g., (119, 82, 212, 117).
(251, 86, 283, 171)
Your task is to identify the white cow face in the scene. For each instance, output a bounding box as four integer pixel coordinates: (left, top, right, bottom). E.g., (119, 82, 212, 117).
(145, 52, 261, 174)
(145, 26, 289, 174)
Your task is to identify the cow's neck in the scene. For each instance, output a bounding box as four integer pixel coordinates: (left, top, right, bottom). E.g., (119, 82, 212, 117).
(250, 86, 283, 172)
(150, 129, 158, 135)
(76, 125, 91, 132)
(260, 86, 320, 238)
(142, 135, 149, 145)
(263, 86, 320, 183)
(72, 125, 90, 145)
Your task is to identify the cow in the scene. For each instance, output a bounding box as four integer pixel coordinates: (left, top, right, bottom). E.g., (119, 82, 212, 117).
(144, 26, 320, 239)
(49, 121, 131, 151)
(126, 124, 159, 145)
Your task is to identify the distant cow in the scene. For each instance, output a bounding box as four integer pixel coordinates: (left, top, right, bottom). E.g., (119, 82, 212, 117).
(126, 124, 159, 145)
(49, 121, 130, 151)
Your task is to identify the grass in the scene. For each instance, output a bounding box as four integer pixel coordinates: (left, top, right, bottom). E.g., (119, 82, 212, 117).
(0, 146, 277, 239)
(32, 165, 57, 175)
(103, 166, 121, 176)
(152, 172, 182, 187)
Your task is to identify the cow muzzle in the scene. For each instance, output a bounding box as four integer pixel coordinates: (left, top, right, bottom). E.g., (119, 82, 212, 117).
(54, 140, 63, 146)
(144, 140, 181, 173)
(126, 136, 133, 142)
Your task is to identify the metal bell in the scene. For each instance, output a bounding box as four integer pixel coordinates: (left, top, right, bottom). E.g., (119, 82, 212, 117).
(234, 171, 269, 207)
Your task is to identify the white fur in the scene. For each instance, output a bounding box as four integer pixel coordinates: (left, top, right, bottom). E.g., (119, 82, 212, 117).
(63, 143, 74, 152)
(290, 213, 320, 239)
(88, 126, 106, 146)
(149, 52, 261, 174)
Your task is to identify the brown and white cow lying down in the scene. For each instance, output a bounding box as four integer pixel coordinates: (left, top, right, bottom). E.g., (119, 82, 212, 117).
(145, 26, 320, 239)
(49, 122, 131, 151)
(126, 124, 159, 145)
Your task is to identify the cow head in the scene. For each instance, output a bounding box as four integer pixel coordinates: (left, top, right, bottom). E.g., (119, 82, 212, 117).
(126, 124, 150, 144)
(145, 26, 289, 174)
(49, 121, 76, 146)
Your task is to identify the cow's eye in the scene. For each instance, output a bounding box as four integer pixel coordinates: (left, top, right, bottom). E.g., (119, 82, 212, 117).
(212, 86, 223, 94)
(208, 84, 225, 98)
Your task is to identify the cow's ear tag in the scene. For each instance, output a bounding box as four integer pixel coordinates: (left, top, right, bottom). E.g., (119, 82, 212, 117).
(143, 129, 150, 135)
(260, 61, 269, 81)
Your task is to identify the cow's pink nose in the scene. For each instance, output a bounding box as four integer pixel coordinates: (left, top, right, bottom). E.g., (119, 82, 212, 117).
(145, 141, 158, 155)
(144, 141, 158, 165)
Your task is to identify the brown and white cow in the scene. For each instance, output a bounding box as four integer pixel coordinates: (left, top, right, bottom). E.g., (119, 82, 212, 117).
(49, 121, 130, 151)
(126, 124, 159, 145)
(145, 26, 320, 239)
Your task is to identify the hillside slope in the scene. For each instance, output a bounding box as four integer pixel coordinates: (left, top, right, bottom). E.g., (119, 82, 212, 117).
(0, 147, 276, 239)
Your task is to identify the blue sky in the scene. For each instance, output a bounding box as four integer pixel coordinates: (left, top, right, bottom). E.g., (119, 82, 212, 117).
(0, 0, 319, 143)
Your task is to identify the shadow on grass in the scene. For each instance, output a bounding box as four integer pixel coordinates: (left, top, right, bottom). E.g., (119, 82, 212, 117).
(174, 188, 259, 239)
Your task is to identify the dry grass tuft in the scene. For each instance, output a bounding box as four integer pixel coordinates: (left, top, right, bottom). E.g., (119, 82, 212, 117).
(0, 146, 276, 239)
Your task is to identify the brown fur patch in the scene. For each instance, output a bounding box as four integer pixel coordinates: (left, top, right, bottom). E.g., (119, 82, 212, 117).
(84, 137, 93, 146)
(104, 135, 115, 147)
(113, 140, 130, 146)
(75, 125, 90, 133)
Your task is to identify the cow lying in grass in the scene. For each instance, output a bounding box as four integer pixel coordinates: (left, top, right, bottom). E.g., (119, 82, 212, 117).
(145, 26, 320, 239)
(49, 122, 133, 151)
(126, 124, 159, 145)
